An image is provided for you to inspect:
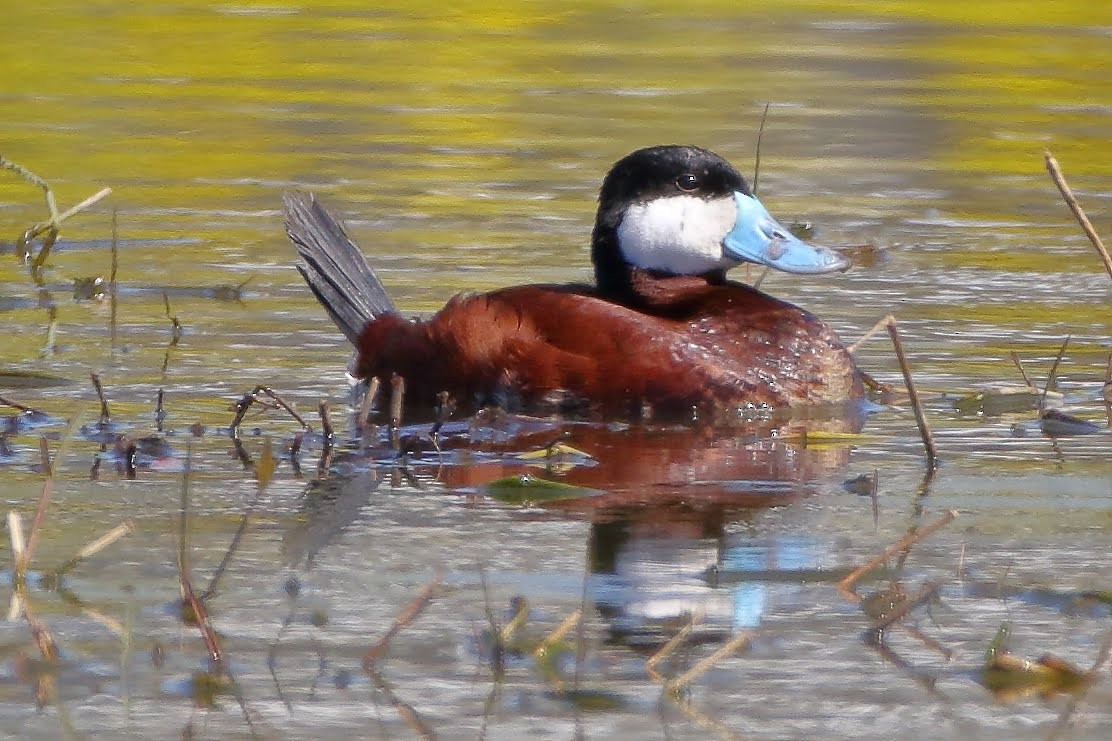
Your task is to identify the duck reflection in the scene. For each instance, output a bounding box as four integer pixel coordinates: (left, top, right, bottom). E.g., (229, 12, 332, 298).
(282, 409, 864, 644)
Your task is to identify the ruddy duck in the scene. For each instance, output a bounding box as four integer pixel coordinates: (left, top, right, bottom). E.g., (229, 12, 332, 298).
(285, 145, 862, 417)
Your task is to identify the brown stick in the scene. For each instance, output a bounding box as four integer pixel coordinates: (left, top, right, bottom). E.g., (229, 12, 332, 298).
(849, 314, 895, 354)
(19, 444, 56, 576)
(1009, 351, 1035, 389)
(838, 509, 958, 597)
(646, 611, 703, 678)
(533, 609, 582, 659)
(356, 376, 380, 433)
(362, 570, 445, 668)
(55, 521, 136, 576)
(0, 395, 36, 413)
(886, 318, 938, 468)
(1044, 151, 1112, 280)
(664, 631, 753, 692)
(1040, 335, 1071, 409)
(90, 372, 111, 424)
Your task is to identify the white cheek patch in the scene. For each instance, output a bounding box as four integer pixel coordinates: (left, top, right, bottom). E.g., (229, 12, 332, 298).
(616, 195, 739, 275)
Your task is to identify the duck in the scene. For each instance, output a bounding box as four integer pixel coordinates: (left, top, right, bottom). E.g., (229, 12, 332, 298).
(284, 145, 863, 419)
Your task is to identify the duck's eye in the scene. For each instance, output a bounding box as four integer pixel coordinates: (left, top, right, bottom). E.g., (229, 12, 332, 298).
(675, 173, 700, 192)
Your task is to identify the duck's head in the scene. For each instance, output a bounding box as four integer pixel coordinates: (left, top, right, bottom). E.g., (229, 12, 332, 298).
(591, 145, 849, 297)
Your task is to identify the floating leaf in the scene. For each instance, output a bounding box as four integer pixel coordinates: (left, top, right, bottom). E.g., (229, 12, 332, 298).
(483, 474, 594, 505)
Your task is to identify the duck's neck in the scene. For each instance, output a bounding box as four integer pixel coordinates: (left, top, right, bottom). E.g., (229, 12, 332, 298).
(592, 225, 726, 310)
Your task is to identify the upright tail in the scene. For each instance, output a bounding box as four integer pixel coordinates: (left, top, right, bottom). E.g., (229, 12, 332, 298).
(283, 191, 397, 345)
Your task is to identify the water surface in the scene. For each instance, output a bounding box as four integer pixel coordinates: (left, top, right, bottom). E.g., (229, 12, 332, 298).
(1, 2, 1110, 738)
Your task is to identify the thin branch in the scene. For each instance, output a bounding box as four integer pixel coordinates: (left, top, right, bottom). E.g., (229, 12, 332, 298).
(1044, 151, 1112, 280)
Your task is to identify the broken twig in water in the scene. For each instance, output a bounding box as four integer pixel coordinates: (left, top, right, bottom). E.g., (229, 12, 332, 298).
(1044, 151, 1112, 280)
(885, 317, 938, 468)
(664, 631, 753, 693)
(230, 385, 310, 439)
(1039, 335, 1071, 410)
(646, 611, 704, 681)
(363, 570, 445, 669)
(848, 314, 895, 354)
(54, 521, 136, 576)
(534, 609, 583, 659)
(1, 155, 113, 257)
(90, 373, 111, 425)
(838, 509, 958, 598)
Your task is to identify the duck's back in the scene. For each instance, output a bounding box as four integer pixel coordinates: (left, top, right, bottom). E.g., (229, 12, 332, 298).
(354, 282, 861, 415)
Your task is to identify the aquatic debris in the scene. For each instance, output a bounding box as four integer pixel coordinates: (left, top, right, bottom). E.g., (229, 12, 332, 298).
(838, 509, 958, 599)
(848, 314, 937, 468)
(664, 631, 753, 694)
(951, 384, 1062, 417)
(983, 650, 1090, 701)
(72, 276, 106, 301)
(1039, 409, 1104, 437)
(483, 473, 595, 506)
(1044, 151, 1112, 280)
(362, 569, 445, 668)
(533, 609, 582, 660)
(0, 154, 112, 266)
(229, 385, 310, 440)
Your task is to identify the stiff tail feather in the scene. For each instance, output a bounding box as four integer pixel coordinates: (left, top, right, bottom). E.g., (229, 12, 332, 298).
(283, 191, 397, 345)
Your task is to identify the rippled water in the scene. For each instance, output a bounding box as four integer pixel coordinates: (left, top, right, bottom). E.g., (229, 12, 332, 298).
(1, 2, 1110, 739)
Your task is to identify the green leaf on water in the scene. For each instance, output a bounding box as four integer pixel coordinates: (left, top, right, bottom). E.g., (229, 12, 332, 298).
(484, 474, 594, 505)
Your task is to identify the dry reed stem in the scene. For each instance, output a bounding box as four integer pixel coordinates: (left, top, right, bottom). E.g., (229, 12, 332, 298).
(849, 314, 896, 354)
(389, 374, 405, 433)
(230, 385, 310, 438)
(90, 372, 111, 423)
(55, 520, 136, 576)
(7, 510, 26, 560)
(0, 395, 36, 413)
(357, 376, 380, 433)
(1103, 353, 1112, 428)
(1044, 151, 1112, 280)
(180, 572, 223, 666)
(664, 631, 753, 693)
(838, 509, 958, 598)
(498, 598, 529, 643)
(533, 609, 583, 658)
(6, 512, 26, 622)
(667, 695, 748, 741)
(1040, 335, 1071, 410)
(24, 187, 113, 244)
(367, 667, 438, 740)
(363, 569, 445, 668)
(885, 318, 938, 467)
(752, 101, 771, 195)
(1009, 351, 1035, 389)
(647, 611, 705, 678)
(18, 476, 53, 574)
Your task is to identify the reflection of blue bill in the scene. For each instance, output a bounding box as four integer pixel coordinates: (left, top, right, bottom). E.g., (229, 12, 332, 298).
(722, 536, 819, 629)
